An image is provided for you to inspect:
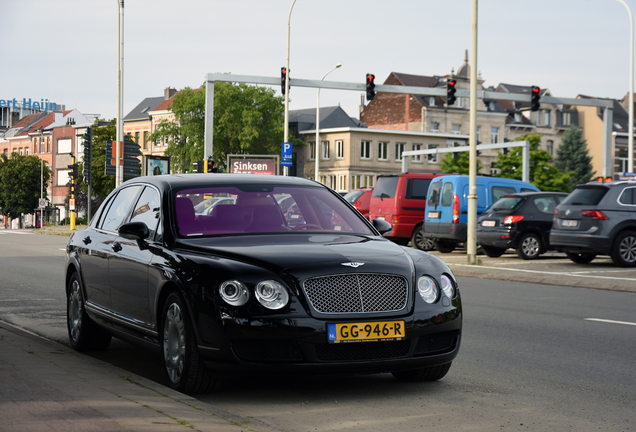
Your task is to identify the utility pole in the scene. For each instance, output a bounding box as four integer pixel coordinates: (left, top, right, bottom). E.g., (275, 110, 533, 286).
(116, 0, 124, 187)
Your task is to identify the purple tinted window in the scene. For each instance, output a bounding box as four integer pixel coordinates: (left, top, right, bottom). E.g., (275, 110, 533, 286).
(175, 185, 373, 237)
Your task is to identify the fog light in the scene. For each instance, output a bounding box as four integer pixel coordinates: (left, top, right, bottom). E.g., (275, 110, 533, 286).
(417, 276, 439, 303)
(255, 280, 289, 310)
(219, 280, 249, 306)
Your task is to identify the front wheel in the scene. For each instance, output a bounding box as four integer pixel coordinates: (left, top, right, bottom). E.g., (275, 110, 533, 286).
(161, 292, 221, 394)
(517, 233, 542, 260)
(481, 245, 506, 258)
(434, 240, 456, 253)
(67, 273, 111, 352)
(565, 252, 596, 264)
(392, 362, 452, 382)
(611, 230, 636, 267)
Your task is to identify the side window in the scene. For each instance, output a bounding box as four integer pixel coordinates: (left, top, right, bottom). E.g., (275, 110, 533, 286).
(441, 182, 454, 207)
(428, 182, 442, 207)
(492, 186, 515, 203)
(533, 197, 557, 214)
(130, 187, 161, 241)
(405, 178, 431, 200)
(99, 186, 142, 233)
(619, 187, 635, 205)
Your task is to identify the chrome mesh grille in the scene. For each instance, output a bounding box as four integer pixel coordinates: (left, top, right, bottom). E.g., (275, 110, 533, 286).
(303, 274, 408, 314)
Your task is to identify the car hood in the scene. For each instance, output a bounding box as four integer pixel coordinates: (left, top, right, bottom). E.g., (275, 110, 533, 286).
(175, 234, 416, 277)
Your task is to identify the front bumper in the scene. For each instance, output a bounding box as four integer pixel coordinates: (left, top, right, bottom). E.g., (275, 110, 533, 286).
(549, 230, 612, 255)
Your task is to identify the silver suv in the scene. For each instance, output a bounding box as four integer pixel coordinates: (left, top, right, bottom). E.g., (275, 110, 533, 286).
(550, 180, 636, 266)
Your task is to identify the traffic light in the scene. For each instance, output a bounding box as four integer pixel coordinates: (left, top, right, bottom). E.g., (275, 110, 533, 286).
(193, 160, 203, 173)
(207, 157, 217, 173)
(123, 135, 141, 178)
(531, 86, 541, 111)
(366, 73, 376, 102)
(281, 67, 287, 96)
(82, 126, 92, 183)
(67, 162, 78, 181)
(597, 176, 613, 183)
(447, 79, 457, 105)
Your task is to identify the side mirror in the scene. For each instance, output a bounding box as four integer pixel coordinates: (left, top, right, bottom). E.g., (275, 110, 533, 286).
(118, 222, 150, 241)
(371, 218, 393, 236)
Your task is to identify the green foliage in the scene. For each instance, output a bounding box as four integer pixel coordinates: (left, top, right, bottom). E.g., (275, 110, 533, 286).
(76, 119, 116, 201)
(439, 151, 482, 175)
(0, 153, 51, 224)
(150, 82, 288, 173)
(493, 133, 574, 192)
(554, 124, 595, 189)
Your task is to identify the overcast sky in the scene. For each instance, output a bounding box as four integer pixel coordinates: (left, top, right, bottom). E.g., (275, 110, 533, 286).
(1, 0, 635, 121)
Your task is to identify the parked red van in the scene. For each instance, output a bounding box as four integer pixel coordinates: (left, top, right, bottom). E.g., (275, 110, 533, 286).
(368, 172, 442, 250)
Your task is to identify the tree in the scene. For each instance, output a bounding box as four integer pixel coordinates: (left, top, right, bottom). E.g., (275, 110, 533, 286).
(439, 151, 482, 175)
(554, 124, 595, 189)
(0, 153, 51, 228)
(150, 82, 293, 173)
(493, 133, 574, 192)
(76, 119, 116, 203)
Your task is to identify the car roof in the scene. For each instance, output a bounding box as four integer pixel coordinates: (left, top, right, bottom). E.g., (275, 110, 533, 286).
(123, 174, 324, 191)
(504, 191, 568, 198)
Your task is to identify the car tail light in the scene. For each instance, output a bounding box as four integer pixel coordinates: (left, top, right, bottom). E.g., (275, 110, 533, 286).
(452, 193, 460, 223)
(503, 215, 524, 224)
(392, 217, 400, 224)
(581, 210, 609, 220)
(354, 201, 361, 208)
(553, 208, 558, 222)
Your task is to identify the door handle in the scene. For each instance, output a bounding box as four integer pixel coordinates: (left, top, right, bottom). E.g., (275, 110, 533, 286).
(83, 236, 91, 245)
(112, 242, 122, 252)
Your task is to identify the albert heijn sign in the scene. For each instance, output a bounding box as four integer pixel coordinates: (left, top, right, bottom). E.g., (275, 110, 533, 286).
(228, 155, 279, 175)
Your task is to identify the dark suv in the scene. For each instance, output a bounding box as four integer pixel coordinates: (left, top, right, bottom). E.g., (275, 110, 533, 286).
(550, 181, 636, 266)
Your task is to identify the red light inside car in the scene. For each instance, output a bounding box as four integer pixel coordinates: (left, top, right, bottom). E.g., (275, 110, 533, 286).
(503, 215, 524, 224)
(581, 210, 609, 220)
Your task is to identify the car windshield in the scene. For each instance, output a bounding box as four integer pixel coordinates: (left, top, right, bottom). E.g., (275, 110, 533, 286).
(486, 196, 524, 213)
(560, 186, 608, 206)
(174, 185, 374, 237)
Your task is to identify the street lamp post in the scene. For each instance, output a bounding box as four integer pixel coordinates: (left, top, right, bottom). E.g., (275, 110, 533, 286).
(315, 63, 342, 182)
(613, 0, 634, 173)
(283, 0, 297, 177)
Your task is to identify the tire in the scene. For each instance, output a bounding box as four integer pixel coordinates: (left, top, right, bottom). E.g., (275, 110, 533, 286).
(481, 245, 506, 258)
(516, 233, 542, 260)
(392, 362, 452, 382)
(411, 228, 435, 251)
(67, 273, 111, 352)
(565, 252, 596, 264)
(611, 230, 636, 267)
(434, 240, 456, 253)
(161, 292, 221, 394)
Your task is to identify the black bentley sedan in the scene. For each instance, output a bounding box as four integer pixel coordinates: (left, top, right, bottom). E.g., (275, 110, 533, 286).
(65, 174, 462, 394)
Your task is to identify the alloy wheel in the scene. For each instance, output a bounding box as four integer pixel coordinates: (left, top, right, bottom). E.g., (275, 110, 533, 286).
(619, 234, 636, 264)
(68, 279, 82, 343)
(163, 303, 186, 384)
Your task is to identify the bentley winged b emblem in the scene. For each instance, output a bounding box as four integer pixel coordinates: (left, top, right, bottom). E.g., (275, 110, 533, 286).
(341, 262, 365, 268)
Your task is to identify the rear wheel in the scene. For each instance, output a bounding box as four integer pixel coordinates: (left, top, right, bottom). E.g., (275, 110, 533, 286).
(565, 252, 596, 264)
(392, 362, 452, 382)
(161, 292, 221, 394)
(517, 233, 542, 260)
(411, 228, 435, 251)
(67, 273, 111, 352)
(434, 240, 456, 253)
(611, 230, 636, 267)
(481, 245, 506, 258)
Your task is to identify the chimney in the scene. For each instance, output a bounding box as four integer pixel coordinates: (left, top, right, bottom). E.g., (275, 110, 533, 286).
(164, 87, 177, 100)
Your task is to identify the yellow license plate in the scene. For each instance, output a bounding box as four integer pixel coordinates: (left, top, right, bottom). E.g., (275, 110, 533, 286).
(327, 321, 405, 343)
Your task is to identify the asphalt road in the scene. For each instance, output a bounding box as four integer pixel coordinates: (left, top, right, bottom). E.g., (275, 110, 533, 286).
(1, 232, 635, 431)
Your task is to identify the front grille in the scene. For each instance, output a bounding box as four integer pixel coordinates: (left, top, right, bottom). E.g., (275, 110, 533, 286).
(315, 340, 411, 362)
(414, 331, 459, 355)
(303, 274, 408, 314)
(233, 340, 302, 362)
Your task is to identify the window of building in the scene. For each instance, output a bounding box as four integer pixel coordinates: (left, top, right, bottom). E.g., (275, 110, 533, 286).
(4, 148, 8, 156)
(40, 138, 45, 153)
(57, 169, 71, 186)
(491, 127, 499, 144)
(452, 124, 461, 135)
(322, 141, 330, 160)
(308, 142, 316, 160)
(57, 138, 72, 154)
(544, 110, 551, 126)
(320, 175, 336, 189)
(46, 137, 50, 153)
(135, 132, 140, 146)
(456, 97, 464, 108)
(378, 142, 388, 160)
(19, 148, 23, 155)
(547, 140, 554, 156)
(490, 162, 500, 176)
(364, 175, 374, 188)
(429, 96, 436, 106)
(427, 144, 439, 163)
(361, 141, 371, 159)
(412, 144, 422, 162)
(395, 143, 405, 161)
(338, 175, 346, 191)
(336, 140, 344, 159)
(25, 148, 29, 155)
(515, 112, 522, 123)
(563, 112, 571, 126)
(351, 174, 361, 189)
(431, 122, 440, 133)
(143, 131, 149, 149)
(476, 126, 481, 143)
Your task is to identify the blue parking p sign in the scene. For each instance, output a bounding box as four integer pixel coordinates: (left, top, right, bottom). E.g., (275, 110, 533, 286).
(282, 142, 292, 160)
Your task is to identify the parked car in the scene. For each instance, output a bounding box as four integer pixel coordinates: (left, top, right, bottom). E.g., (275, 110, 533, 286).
(343, 188, 373, 219)
(65, 174, 462, 394)
(550, 180, 636, 266)
(476, 192, 568, 259)
(423, 175, 539, 253)
(368, 172, 442, 251)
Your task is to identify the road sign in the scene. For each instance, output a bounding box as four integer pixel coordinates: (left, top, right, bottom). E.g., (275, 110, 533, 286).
(282, 142, 292, 160)
(38, 198, 46, 208)
(281, 159, 293, 167)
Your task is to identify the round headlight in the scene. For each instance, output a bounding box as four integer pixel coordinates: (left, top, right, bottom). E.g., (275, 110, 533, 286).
(417, 276, 439, 304)
(255, 280, 289, 310)
(441, 274, 455, 299)
(219, 280, 249, 306)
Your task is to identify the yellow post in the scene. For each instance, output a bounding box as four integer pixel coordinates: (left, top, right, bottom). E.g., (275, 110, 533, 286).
(70, 153, 76, 231)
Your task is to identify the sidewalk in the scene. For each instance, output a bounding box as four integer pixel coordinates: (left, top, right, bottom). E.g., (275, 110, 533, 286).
(0, 322, 277, 432)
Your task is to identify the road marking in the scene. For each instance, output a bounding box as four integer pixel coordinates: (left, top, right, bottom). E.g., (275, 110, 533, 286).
(455, 264, 636, 282)
(585, 318, 636, 326)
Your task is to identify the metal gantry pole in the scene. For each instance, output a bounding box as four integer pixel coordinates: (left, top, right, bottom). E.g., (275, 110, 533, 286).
(467, 0, 479, 265)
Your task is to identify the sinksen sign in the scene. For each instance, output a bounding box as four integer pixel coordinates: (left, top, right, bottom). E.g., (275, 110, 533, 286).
(230, 158, 277, 175)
